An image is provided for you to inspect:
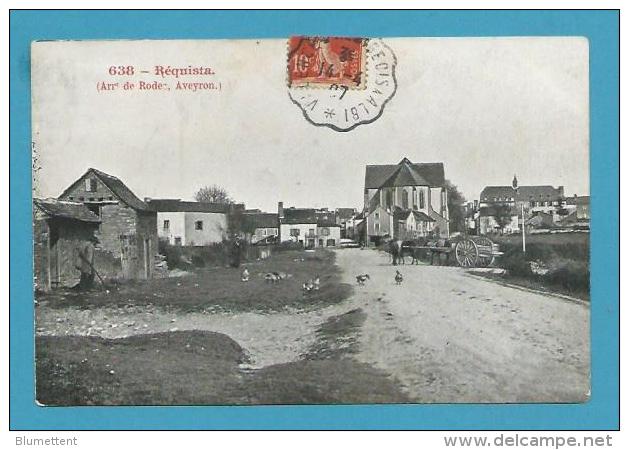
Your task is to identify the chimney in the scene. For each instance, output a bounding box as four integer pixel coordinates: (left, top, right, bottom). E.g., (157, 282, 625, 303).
(278, 201, 284, 219)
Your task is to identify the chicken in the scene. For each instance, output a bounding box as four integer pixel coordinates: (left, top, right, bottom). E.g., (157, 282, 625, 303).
(302, 280, 315, 293)
(356, 274, 370, 286)
(395, 270, 403, 285)
(264, 272, 281, 283)
(241, 267, 250, 282)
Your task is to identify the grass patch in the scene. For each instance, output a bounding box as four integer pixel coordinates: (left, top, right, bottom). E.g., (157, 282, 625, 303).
(37, 323, 410, 405)
(37, 249, 353, 313)
(487, 233, 590, 300)
(36, 331, 248, 406)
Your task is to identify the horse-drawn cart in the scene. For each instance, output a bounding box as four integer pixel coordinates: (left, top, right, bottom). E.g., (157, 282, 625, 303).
(402, 236, 502, 268)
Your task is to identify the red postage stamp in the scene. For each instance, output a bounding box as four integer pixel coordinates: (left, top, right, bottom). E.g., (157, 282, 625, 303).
(287, 36, 367, 88)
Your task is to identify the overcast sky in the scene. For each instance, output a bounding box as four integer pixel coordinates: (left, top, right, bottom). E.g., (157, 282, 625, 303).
(32, 37, 589, 212)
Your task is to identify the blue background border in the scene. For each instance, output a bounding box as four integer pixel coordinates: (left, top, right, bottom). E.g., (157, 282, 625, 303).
(9, 10, 619, 430)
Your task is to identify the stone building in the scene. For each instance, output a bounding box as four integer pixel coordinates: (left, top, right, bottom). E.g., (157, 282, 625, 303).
(58, 168, 157, 279)
(363, 157, 449, 245)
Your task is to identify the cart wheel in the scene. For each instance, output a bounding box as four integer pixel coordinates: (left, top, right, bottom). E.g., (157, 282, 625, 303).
(474, 236, 495, 267)
(455, 238, 478, 268)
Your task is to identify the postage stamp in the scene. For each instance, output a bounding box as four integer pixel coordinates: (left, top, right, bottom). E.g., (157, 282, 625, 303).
(287, 36, 367, 89)
(287, 37, 397, 132)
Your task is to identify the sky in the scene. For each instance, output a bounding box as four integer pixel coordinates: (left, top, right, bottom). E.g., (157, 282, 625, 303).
(32, 37, 589, 213)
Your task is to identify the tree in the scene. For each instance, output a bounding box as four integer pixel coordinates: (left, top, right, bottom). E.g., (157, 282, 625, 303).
(493, 203, 514, 233)
(445, 179, 466, 233)
(194, 185, 232, 204)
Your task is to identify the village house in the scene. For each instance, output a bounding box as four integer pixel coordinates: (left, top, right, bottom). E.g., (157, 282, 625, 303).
(560, 195, 591, 229)
(58, 168, 158, 279)
(335, 207, 357, 238)
(278, 203, 341, 249)
(146, 199, 231, 246)
(478, 179, 565, 234)
(363, 157, 449, 245)
(242, 211, 279, 244)
(33, 198, 101, 291)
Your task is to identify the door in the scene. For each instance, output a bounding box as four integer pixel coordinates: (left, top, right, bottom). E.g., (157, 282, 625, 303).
(143, 238, 151, 279)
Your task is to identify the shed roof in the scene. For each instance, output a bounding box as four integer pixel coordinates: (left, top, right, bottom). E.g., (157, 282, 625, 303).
(34, 198, 100, 223)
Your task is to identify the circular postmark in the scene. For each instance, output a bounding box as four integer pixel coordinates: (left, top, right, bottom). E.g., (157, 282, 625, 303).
(287, 37, 397, 132)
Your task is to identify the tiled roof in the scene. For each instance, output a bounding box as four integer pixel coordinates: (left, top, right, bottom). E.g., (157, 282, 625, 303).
(480, 185, 564, 202)
(34, 198, 100, 223)
(243, 212, 278, 229)
(336, 208, 356, 221)
(147, 199, 231, 213)
(393, 208, 435, 223)
(565, 195, 590, 206)
(281, 208, 318, 224)
(365, 158, 445, 189)
(412, 211, 435, 222)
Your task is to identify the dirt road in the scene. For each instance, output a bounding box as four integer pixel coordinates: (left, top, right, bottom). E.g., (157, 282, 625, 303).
(335, 248, 590, 403)
(37, 247, 590, 404)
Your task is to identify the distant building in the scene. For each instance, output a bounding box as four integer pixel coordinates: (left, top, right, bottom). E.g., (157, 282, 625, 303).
(146, 199, 231, 246)
(335, 207, 358, 238)
(363, 157, 449, 245)
(565, 195, 590, 220)
(58, 168, 157, 279)
(33, 198, 100, 291)
(478, 180, 565, 234)
(278, 202, 341, 248)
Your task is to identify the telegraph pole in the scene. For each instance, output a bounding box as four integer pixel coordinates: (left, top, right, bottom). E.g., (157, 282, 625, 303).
(513, 174, 526, 253)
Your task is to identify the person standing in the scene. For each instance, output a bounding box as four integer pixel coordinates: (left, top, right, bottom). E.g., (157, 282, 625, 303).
(75, 236, 96, 290)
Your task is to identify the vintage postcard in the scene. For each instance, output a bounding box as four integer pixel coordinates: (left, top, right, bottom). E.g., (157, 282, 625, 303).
(31, 37, 590, 406)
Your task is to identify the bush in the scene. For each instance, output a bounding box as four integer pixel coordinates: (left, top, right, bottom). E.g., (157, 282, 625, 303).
(274, 241, 304, 252)
(499, 250, 533, 277)
(544, 259, 590, 294)
(158, 239, 231, 269)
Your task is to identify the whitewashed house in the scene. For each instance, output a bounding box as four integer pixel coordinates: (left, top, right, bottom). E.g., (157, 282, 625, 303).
(147, 199, 230, 246)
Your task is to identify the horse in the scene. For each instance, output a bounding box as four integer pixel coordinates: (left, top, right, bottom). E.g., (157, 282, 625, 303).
(383, 238, 404, 265)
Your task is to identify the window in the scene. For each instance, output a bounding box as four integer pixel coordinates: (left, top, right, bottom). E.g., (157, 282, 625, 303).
(419, 190, 425, 209)
(308, 228, 315, 237)
(69, 196, 74, 200)
(163, 220, 170, 231)
(86, 178, 97, 192)
(86, 204, 100, 218)
(530, 201, 535, 207)
(290, 228, 300, 237)
(375, 223, 380, 232)
(174, 237, 182, 246)
(195, 220, 203, 230)
(326, 239, 336, 247)
(402, 190, 409, 209)
(375, 212, 379, 220)
(386, 190, 393, 208)
(318, 239, 324, 247)
(321, 227, 330, 236)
